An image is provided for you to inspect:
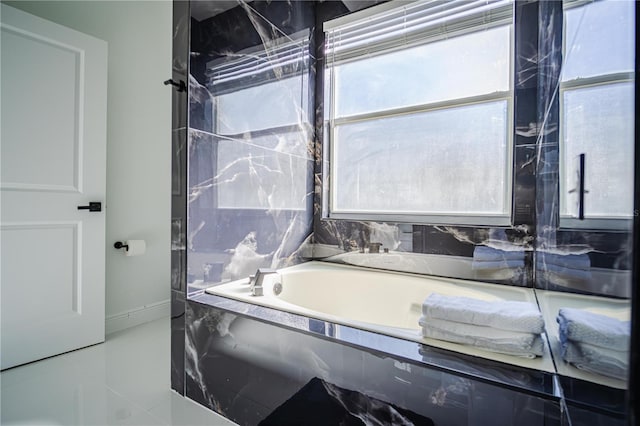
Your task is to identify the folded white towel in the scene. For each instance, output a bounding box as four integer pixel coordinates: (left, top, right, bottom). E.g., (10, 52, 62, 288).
(536, 252, 591, 271)
(557, 308, 630, 351)
(562, 340, 628, 381)
(472, 259, 525, 270)
(536, 263, 592, 281)
(422, 293, 545, 334)
(419, 317, 544, 358)
(473, 246, 525, 261)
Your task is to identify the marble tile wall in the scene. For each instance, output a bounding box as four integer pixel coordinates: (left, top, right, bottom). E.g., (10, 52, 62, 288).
(178, 0, 635, 301)
(170, 0, 189, 395)
(186, 0, 316, 295)
(181, 0, 633, 302)
(184, 297, 568, 426)
(175, 0, 634, 300)
(531, 0, 633, 298)
(170, 0, 637, 423)
(310, 0, 633, 298)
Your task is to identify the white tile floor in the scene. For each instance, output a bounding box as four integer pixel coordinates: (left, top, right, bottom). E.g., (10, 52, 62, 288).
(0, 318, 237, 425)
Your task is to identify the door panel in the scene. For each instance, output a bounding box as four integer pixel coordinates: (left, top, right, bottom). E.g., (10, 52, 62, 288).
(2, 224, 80, 322)
(1, 4, 107, 370)
(1, 26, 82, 192)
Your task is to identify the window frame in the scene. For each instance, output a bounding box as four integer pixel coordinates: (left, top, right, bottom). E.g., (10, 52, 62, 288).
(323, 1, 516, 226)
(558, 0, 635, 230)
(204, 31, 313, 211)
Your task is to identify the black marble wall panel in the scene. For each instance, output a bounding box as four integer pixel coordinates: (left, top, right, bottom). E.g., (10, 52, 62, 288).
(180, 0, 635, 294)
(558, 375, 626, 424)
(529, 3, 631, 419)
(171, 0, 189, 131)
(564, 404, 626, 426)
(191, 292, 557, 398)
(170, 129, 187, 396)
(531, 0, 633, 298)
(171, 129, 187, 292)
(533, 0, 562, 292)
(629, 0, 640, 418)
(312, 1, 538, 288)
(170, 0, 190, 395)
(512, 0, 538, 265)
(171, 289, 185, 394)
(309, 0, 632, 298)
(173, 0, 636, 422)
(185, 298, 564, 426)
(186, 1, 316, 293)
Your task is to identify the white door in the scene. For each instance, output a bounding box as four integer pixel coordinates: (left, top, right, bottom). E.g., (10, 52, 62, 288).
(0, 4, 107, 370)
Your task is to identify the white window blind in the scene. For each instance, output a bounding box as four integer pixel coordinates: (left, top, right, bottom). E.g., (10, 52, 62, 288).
(206, 37, 309, 89)
(204, 32, 311, 211)
(325, 0, 513, 65)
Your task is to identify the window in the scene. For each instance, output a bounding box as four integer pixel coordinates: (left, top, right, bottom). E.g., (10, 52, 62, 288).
(560, 0, 635, 228)
(324, 0, 514, 225)
(205, 33, 311, 210)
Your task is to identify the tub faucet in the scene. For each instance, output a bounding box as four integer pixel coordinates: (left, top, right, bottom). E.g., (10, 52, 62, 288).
(250, 268, 277, 296)
(368, 242, 382, 254)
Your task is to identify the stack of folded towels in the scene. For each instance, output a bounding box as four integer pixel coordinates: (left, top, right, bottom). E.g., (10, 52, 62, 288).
(472, 246, 525, 271)
(420, 293, 545, 358)
(557, 308, 630, 380)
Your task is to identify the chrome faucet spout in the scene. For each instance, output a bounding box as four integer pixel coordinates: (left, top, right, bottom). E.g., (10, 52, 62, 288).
(250, 268, 277, 296)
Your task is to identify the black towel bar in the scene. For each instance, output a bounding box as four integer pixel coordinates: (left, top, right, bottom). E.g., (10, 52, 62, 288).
(163, 78, 186, 92)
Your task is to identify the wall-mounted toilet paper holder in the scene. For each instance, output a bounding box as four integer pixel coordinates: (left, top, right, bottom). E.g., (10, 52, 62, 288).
(114, 240, 146, 256)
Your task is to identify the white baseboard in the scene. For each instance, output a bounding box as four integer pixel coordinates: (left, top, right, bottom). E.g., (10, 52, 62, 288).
(106, 299, 171, 335)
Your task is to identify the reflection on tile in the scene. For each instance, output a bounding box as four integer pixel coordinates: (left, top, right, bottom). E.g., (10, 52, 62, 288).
(184, 299, 562, 426)
(119, 410, 167, 426)
(0, 319, 235, 426)
(2, 380, 144, 426)
(186, 0, 316, 292)
(148, 391, 236, 426)
(260, 377, 435, 426)
(192, 291, 555, 389)
(185, 1, 634, 293)
(186, 129, 314, 289)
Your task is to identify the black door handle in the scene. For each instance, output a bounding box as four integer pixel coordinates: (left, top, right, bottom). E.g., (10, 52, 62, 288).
(578, 153, 585, 220)
(78, 202, 102, 212)
(164, 79, 186, 92)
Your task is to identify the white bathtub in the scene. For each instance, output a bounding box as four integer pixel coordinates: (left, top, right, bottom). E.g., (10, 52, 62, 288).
(205, 261, 555, 372)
